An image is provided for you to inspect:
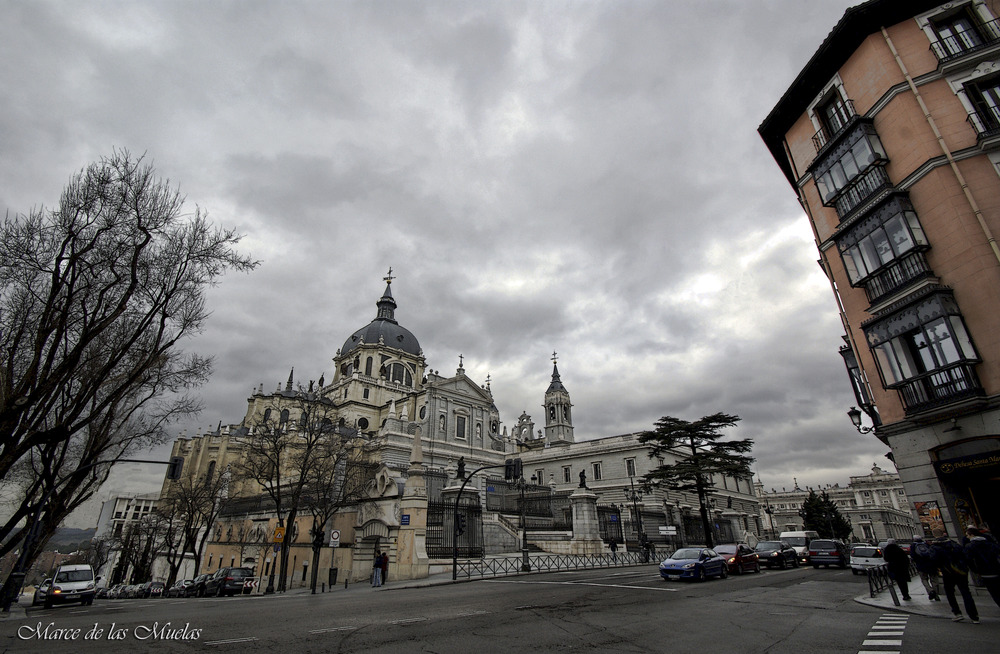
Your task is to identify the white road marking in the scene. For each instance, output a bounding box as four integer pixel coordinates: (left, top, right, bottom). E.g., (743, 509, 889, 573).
(485, 579, 677, 591)
(205, 637, 259, 646)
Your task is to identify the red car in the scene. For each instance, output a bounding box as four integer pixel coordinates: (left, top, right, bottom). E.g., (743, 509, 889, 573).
(714, 543, 761, 574)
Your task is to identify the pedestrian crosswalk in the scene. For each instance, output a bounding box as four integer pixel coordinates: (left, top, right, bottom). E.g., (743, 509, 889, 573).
(857, 614, 907, 654)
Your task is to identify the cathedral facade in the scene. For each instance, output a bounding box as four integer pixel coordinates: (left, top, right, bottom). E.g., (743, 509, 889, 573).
(161, 275, 762, 586)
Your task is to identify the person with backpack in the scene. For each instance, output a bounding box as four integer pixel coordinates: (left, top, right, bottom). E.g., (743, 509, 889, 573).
(910, 535, 940, 601)
(965, 526, 1000, 609)
(882, 539, 911, 600)
(932, 537, 980, 623)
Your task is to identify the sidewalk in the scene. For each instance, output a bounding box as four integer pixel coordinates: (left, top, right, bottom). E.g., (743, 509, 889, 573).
(854, 579, 999, 621)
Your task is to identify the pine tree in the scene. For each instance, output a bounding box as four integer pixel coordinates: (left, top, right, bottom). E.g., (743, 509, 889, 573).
(800, 490, 852, 540)
(638, 413, 754, 547)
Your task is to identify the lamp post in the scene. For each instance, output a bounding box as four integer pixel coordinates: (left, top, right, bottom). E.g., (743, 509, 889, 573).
(517, 474, 537, 572)
(624, 476, 644, 551)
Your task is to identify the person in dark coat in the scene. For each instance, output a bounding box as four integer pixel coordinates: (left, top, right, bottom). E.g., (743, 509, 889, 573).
(965, 526, 1000, 609)
(882, 539, 911, 600)
(933, 537, 980, 623)
(379, 551, 389, 585)
(610, 539, 618, 562)
(910, 535, 940, 600)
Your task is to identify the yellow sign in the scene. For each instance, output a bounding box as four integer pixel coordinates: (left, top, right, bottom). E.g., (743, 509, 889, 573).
(273, 527, 286, 543)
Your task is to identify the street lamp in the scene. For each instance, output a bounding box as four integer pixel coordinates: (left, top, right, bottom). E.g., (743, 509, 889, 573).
(624, 476, 645, 556)
(516, 474, 537, 572)
(847, 406, 875, 434)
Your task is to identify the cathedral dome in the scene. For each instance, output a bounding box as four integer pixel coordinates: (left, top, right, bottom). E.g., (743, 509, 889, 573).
(341, 281, 422, 357)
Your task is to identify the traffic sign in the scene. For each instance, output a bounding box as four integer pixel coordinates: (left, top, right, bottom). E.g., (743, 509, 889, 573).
(273, 527, 285, 543)
(330, 529, 341, 546)
(659, 526, 677, 535)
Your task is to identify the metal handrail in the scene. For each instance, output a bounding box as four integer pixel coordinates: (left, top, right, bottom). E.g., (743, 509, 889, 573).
(866, 560, 919, 605)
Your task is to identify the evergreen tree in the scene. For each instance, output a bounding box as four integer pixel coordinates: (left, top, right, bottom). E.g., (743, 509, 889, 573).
(639, 413, 754, 547)
(800, 490, 852, 540)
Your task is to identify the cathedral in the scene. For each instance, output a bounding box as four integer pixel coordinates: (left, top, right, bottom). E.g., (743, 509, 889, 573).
(161, 273, 762, 586)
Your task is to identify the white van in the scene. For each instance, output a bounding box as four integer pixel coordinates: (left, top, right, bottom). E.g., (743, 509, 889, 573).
(779, 531, 820, 564)
(35, 564, 98, 608)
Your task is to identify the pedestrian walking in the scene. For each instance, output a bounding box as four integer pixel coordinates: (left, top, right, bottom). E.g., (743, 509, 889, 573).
(932, 537, 980, 623)
(965, 526, 1000, 609)
(882, 538, 911, 601)
(372, 550, 383, 588)
(380, 551, 389, 585)
(610, 539, 618, 562)
(910, 535, 940, 600)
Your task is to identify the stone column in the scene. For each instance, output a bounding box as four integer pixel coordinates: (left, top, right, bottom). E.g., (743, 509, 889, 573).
(569, 487, 605, 555)
(394, 427, 429, 580)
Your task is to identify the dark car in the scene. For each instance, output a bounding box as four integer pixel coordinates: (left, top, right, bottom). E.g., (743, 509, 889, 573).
(189, 573, 211, 597)
(203, 567, 254, 597)
(714, 543, 761, 575)
(139, 581, 165, 598)
(754, 541, 800, 569)
(659, 547, 729, 581)
(166, 579, 194, 598)
(809, 539, 848, 568)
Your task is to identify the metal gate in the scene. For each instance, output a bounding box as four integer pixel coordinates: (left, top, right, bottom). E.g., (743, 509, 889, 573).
(427, 497, 483, 558)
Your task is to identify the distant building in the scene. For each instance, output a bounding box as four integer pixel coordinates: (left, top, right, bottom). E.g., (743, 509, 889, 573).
(760, 0, 1000, 538)
(756, 464, 919, 543)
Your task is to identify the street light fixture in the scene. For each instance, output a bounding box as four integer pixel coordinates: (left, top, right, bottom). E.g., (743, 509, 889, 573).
(847, 406, 875, 434)
(516, 473, 537, 572)
(625, 476, 646, 557)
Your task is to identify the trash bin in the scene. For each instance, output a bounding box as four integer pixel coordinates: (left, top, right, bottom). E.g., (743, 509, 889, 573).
(328, 568, 338, 586)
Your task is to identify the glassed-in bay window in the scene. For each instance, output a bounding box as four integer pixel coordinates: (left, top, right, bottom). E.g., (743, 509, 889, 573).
(866, 293, 979, 387)
(838, 196, 928, 284)
(813, 123, 887, 204)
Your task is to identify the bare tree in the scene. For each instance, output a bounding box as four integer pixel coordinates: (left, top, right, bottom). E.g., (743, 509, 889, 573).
(0, 150, 255, 603)
(157, 465, 231, 586)
(301, 424, 381, 592)
(78, 537, 114, 581)
(236, 395, 377, 592)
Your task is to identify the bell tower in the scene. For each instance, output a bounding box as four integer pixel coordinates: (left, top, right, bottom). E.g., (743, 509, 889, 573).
(543, 352, 574, 445)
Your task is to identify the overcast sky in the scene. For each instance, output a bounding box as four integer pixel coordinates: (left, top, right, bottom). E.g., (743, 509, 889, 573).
(1, 1, 889, 527)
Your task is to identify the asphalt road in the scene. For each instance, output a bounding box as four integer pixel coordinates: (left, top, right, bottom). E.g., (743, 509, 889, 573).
(5, 565, 997, 653)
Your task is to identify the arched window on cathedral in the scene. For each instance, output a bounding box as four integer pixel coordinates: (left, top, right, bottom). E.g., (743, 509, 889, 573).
(279, 409, 290, 428)
(206, 460, 216, 483)
(263, 408, 272, 423)
(365, 357, 373, 376)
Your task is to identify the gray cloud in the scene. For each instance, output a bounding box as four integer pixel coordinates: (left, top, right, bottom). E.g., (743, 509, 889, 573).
(1, 0, 889, 510)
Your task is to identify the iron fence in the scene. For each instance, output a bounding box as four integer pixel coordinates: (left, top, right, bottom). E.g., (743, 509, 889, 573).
(454, 551, 650, 579)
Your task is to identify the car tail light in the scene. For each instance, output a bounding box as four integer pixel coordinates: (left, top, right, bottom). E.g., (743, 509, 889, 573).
(225, 576, 234, 581)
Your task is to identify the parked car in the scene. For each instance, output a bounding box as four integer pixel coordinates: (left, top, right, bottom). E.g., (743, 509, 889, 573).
(714, 543, 761, 575)
(33, 564, 98, 608)
(190, 573, 211, 597)
(109, 584, 127, 599)
(850, 545, 884, 575)
(203, 567, 254, 597)
(166, 579, 194, 598)
(809, 539, 849, 568)
(659, 547, 729, 581)
(139, 581, 165, 598)
(123, 584, 140, 599)
(754, 541, 800, 569)
(31, 578, 52, 606)
(95, 586, 108, 599)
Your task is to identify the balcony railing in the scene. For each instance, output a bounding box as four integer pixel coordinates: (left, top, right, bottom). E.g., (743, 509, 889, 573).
(967, 105, 1000, 144)
(834, 165, 892, 217)
(812, 99, 857, 152)
(929, 18, 1000, 64)
(863, 250, 933, 303)
(895, 362, 984, 414)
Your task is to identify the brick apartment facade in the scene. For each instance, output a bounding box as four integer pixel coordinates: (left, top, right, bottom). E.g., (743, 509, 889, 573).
(760, 0, 1000, 538)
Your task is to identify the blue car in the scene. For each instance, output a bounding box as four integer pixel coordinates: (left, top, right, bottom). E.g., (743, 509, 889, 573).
(659, 547, 729, 581)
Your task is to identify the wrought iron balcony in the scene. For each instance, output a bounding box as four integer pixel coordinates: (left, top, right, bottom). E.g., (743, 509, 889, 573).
(812, 99, 857, 152)
(929, 18, 1000, 65)
(967, 105, 1000, 147)
(863, 250, 933, 303)
(833, 165, 892, 217)
(895, 362, 984, 414)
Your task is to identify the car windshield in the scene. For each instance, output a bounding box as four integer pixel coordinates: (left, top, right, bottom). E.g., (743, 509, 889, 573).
(230, 569, 252, 577)
(670, 548, 702, 560)
(783, 537, 807, 547)
(812, 540, 836, 549)
(54, 570, 93, 582)
(755, 542, 781, 551)
(714, 545, 737, 554)
(852, 547, 880, 557)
